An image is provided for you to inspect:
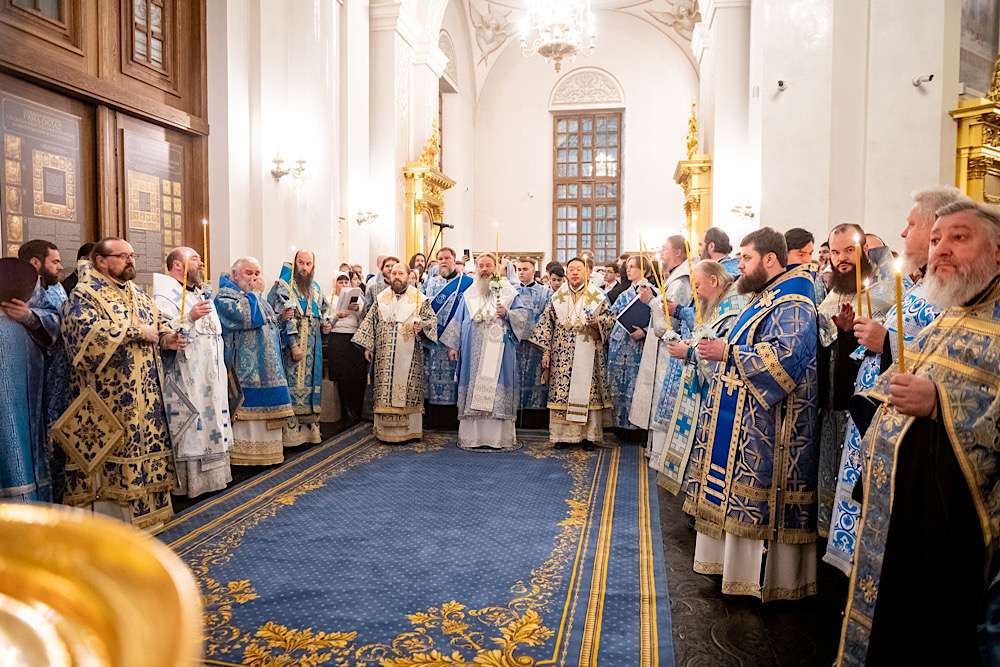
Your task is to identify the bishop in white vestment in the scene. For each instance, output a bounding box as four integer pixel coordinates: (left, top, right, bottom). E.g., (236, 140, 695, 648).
(352, 263, 437, 443)
(153, 247, 233, 497)
(441, 254, 530, 450)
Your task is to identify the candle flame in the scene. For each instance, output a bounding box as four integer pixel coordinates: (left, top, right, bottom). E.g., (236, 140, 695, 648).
(853, 232, 862, 244)
(893, 257, 905, 273)
(201, 218, 208, 227)
(863, 278, 870, 289)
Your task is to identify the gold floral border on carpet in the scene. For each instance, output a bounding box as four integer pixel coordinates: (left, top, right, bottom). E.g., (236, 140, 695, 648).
(187, 436, 596, 666)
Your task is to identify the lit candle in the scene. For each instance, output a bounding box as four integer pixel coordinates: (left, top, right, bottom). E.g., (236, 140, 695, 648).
(201, 218, 209, 281)
(684, 238, 702, 327)
(863, 277, 873, 318)
(180, 254, 190, 321)
(894, 258, 905, 372)
(853, 233, 863, 318)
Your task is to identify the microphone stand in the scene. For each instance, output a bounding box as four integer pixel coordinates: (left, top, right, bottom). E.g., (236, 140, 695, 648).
(425, 219, 454, 262)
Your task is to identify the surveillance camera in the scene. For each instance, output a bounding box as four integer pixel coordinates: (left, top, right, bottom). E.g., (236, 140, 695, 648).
(777, 80, 786, 90)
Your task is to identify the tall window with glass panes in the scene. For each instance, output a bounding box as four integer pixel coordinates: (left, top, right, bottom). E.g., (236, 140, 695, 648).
(552, 111, 622, 264)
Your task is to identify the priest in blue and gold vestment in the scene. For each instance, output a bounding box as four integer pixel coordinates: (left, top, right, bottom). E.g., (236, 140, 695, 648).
(57, 238, 186, 530)
(513, 258, 552, 428)
(216, 257, 294, 467)
(353, 263, 438, 443)
(652, 260, 747, 496)
(823, 186, 962, 577)
(422, 247, 474, 427)
(267, 250, 330, 447)
(1, 241, 66, 503)
(838, 200, 1000, 666)
(688, 227, 819, 602)
(530, 258, 615, 449)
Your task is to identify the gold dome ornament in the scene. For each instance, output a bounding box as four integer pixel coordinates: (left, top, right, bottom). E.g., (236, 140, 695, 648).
(0, 503, 202, 666)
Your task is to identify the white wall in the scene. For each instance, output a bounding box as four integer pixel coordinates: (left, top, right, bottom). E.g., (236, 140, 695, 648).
(439, 0, 476, 258)
(207, 0, 343, 290)
(751, 0, 835, 243)
(474, 11, 699, 263)
(700, 0, 962, 251)
(861, 0, 961, 244)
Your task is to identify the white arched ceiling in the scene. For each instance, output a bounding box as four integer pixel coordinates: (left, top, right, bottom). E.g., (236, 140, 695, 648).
(465, 0, 699, 99)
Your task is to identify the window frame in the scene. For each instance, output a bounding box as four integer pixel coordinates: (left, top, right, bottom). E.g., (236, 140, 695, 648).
(551, 110, 623, 265)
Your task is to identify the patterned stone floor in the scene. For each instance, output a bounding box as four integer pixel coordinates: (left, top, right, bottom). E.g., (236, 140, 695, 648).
(175, 422, 848, 665)
(657, 486, 848, 666)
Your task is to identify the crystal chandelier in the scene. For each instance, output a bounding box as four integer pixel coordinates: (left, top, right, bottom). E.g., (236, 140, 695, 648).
(520, 0, 596, 73)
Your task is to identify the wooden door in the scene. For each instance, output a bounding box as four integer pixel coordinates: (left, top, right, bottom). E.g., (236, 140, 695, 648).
(111, 110, 207, 286)
(0, 71, 96, 260)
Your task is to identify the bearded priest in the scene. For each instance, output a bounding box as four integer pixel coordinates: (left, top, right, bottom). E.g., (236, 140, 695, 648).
(352, 262, 437, 444)
(58, 237, 187, 529)
(153, 247, 233, 497)
(267, 250, 331, 447)
(215, 257, 294, 466)
(838, 199, 1000, 666)
(423, 247, 474, 428)
(441, 253, 530, 451)
(688, 227, 819, 602)
(530, 257, 615, 450)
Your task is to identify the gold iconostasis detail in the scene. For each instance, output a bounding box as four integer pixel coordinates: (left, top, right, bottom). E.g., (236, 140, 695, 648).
(403, 122, 455, 259)
(674, 101, 712, 247)
(951, 57, 1000, 203)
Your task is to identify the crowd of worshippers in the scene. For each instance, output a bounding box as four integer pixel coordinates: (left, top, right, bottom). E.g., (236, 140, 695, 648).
(4, 184, 1000, 662)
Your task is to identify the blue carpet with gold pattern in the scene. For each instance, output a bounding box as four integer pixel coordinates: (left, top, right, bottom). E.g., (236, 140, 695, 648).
(158, 425, 674, 666)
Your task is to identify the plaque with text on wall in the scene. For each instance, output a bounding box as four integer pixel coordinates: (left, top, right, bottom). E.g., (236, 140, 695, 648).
(1, 92, 83, 259)
(123, 129, 185, 287)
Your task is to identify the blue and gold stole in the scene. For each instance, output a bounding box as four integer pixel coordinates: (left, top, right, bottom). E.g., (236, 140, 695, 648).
(277, 262, 321, 317)
(836, 279, 1000, 666)
(430, 273, 474, 338)
(699, 270, 817, 526)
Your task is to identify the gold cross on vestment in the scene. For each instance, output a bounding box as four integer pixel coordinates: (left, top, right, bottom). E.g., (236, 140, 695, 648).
(756, 289, 778, 309)
(581, 289, 601, 307)
(718, 370, 743, 397)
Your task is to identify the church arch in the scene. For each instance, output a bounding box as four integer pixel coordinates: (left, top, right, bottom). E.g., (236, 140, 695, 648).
(548, 67, 626, 112)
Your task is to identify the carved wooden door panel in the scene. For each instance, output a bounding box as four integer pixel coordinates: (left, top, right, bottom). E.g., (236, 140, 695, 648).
(0, 71, 96, 263)
(112, 110, 206, 287)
